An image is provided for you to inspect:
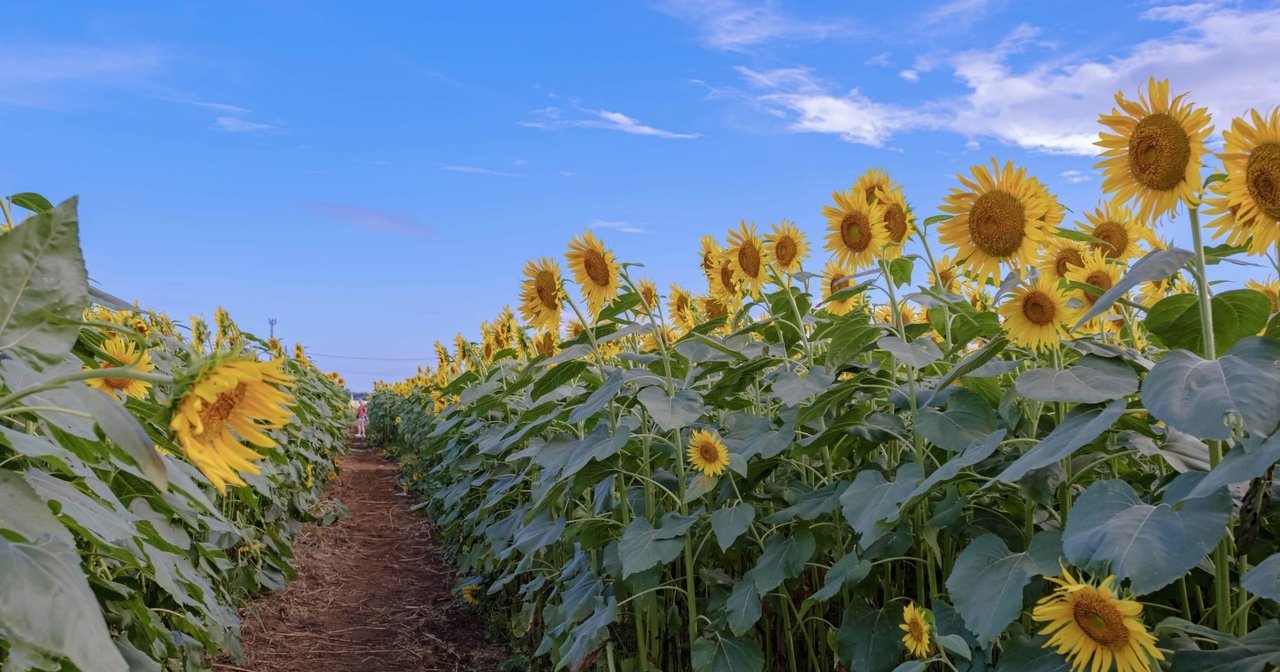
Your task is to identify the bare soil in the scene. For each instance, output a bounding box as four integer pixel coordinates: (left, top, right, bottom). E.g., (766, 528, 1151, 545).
(234, 449, 507, 672)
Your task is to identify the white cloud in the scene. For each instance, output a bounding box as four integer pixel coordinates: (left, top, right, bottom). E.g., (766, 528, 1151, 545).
(522, 106, 699, 139)
(302, 203, 430, 236)
(513, 159, 528, 166)
(899, 69, 919, 83)
(865, 52, 894, 68)
(0, 43, 161, 106)
(214, 116, 278, 133)
(1061, 169, 1093, 184)
(653, 0, 852, 51)
(923, 0, 999, 25)
(964, 139, 980, 150)
(440, 165, 522, 177)
(559, 170, 577, 177)
(590, 219, 649, 234)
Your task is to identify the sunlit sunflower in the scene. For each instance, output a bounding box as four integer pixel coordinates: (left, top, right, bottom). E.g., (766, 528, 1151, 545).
(1247, 278, 1280, 314)
(1205, 107, 1280, 255)
(565, 230, 621, 315)
(668, 284, 697, 331)
(1065, 249, 1124, 327)
(822, 261, 860, 316)
(85, 337, 156, 401)
(1080, 201, 1155, 263)
(293, 343, 312, 368)
(1136, 272, 1187, 309)
(962, 281, 994, 312)
(766, 220, 809, 275)
(709, 252, 742, 308)
(169, 357, 295, 493)
(824, 187, 888, 270)
(518, 257, 563, 331)
(1029, 176, 1066, 231)
(874, 302, 920, 326)
(999, 276, 1074, 350)
(698, 295, 730, 322)
(727, 221, 768, 297)
(699, 235, 722, 283)
(687, 429, 730, 477)
(190, 315, 210, 354)
(265, 337, 283, 357)
(565, 318, 587, 341)
(900, 602, 933, 660)
(929, 254, 962, 294)
(642, 325, 676, 352)
(854, 168, 915, 259)
(1038, 238, 1088, 282)
(1096, 77, 1212, 225)
(533, 329, 559, 358)
(939, 160, 1056, 285)
(636, 277, 659, 315)
(1033, 566, 1163, 672)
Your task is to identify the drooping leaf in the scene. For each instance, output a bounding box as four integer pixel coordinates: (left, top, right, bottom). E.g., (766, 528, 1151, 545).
(810, 551, 872, 602)
(1073, 247, 1193, 329)
(746, 527, 816, 593)
(1242, 553, 1280, 601)
(0, 197, 87, 367)
(636, 386, 705, 431)
(915, 389, 998, 453)
(1166, 620, 1280, 672)
(946, 532, 1061, 647)
(1181, 431, 1280, 502)
(618, 517, 688, 578)
(1145, 290, 1272, 357)
(531, 359, 588, 402)
(567, 368, 625, 424)
(908, 430, 1005, 502)
(770, 365, 835, 407)
(74, 385, 167, 489)
(725, 580, 762, 635)
(993, 399, 1126, 484)
(691, 635, 764, 672)
(878, 335, 943, 368)
(710, 503, 755, 552)
(836, 602, 905, 672)
(1141, 337, 1280, 440)
(841, 464, 923, 548)
(1014, 355, 1138, 403)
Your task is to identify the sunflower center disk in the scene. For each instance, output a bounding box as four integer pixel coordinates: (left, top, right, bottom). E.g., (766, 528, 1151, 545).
(1084, 271, 1113, 304)
(200, 384, 248, 431)
(1055, 249, 1084, 278)
(698, 443, 720, 464)
(968, 190, 1026, 257)
(719, 264, 736, 293)
(840, 213, 872, 252)
(534, 271, 559, 309)
(1128, 112, 1191, 191)
(583, 251, 611, 286)
(1071, 593, 1131, 649)
(1093, 222, 1129, 258)
(1246, 141, 1280, 220)
(885, 204, 907, 243)
(775, 238, 797, 266)
(1021, 291, 1057, 325)
(739, 245, 761, 277)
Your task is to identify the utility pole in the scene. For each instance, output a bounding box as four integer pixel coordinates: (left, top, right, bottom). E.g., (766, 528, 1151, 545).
(268, 317, 277, 338)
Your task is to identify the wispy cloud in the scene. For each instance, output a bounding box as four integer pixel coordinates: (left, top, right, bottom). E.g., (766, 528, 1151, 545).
(653, 0, 853, 51)
(522, 105, 699, 139)
(899, 70, 919, 83)
(0, 43, 161, 107)
(1060, 170, 1094, 184)
(302, 203, 431, 236)
(590, 219, 649, 234)
(922, 0, 1000, 25)
(440, 165, 522, 177)
(215, 116, 279, 133)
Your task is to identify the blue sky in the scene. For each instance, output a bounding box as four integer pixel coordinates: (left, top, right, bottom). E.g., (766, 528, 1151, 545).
(3, 1, 1277, 390)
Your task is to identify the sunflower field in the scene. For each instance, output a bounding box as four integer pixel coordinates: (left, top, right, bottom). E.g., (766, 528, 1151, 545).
(368, 79, 1280, 672)
(0, 195, 349, 670)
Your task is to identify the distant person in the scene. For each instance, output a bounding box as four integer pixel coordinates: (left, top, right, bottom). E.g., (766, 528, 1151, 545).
(355, 401, 368, 438)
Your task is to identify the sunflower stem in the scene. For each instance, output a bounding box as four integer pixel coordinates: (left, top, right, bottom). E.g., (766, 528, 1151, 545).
(0, 367, 174, 410)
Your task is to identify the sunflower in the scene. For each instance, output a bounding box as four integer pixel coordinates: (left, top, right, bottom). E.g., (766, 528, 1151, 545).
(699, 235, 722, 282)
(533, 329, 559, 358)
(169, 357, 295, 493)
(85, 337, 156, 400)
(999, 276, 1074, 350)
(518, 257, 563, 331)
(1065, 249, 1124, 324)
(668, 284, 697, 331)
(453, 332, 469, 363)
(1096, 77, 1212, 225)
(698, 295, 730, 322)
(1030, 176, 1066, 230)
(874, 302, 920, 326)
(293, 343, 311, 368)
(963, 281, 994, 312)
(565, 230, 621, 315)
(643, 325, 675, 352)
(1038, 238, 1088, 282)
(900, 602, 933, 660)
(822, 261, 859, 316)
(1033, 566, 1163, 672)
(931, 254, 962, 293)
(824, 187, 888, 270)
(940, 160, 1056, 285)
(766, 220, 809, 275)
(1205, 107, 1280, 255)
(1247, 277, 1280, 314)
(636, 277, 659, 314)
(727, 221, 768, 297)
(190, 315, 210, 354)
(566, 318, 587, 341)
(709, 252, 742, 307)
(1080, 202, 1154, 263)
(266, 337, 283, 357)
(687, 429, 730, 477)
(855, 168, 915, 259)
(434, 340, 451, 371)
(461, 584, 482, 605)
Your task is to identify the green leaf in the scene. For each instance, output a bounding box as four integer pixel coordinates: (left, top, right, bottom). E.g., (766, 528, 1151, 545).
(745, 528, 816, 593)
(74, 385, 167, 489)
(636, 386, 705, 431)
(618, 517, 687, 578)
(530, 359, 587, 402)
(0, 470, 75, 546)
(1166, 620, 1280, 672)
(908, 430, 1004, 502)
(1073, 247, 1193, 329)
(23, 470, 138, 548)
(725, 580, 762, 635)
(0, 197, 89, 367)
(770, 366, 835, 407)
(1242, 553, 1280, 601)
(691, 635, 764, 672)
(1063, 479, 1231, 594)
(710, 503, 755, 552)
(810, 552, 872, 602)
(1014, 355, 1137, 403)
(915, 389, 997, 453)
(567, 368, 625, 424)
(1141, 336, 1280, 440)
(946, 532, 1061, 647)
(995, 634, 1071, 671)
(1146, 290, 1272, 357)
(0, 536, 128, 672)
(837, 602, 905, 672)
(841, 464, 923, 548)
(1181, 431, 1280, 502)
(889, 257, 914, 287)
(8, 192, 55, 213)
(825, 317, 884, 369)
(878, 335, 943, 368)
(993, 399, 1126, 484)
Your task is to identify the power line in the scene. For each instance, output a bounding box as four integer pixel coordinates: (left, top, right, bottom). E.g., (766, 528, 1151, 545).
(308, 352, 433, 362)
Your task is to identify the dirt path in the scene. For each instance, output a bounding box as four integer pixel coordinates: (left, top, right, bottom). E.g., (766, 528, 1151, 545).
(236, 449, 507, 672)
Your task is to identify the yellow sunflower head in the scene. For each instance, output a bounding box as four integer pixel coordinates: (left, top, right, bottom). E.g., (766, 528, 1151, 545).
(292, 342, 311, 367)
(1032, 565, 1163, 672)
(566, 318, 588, 341)
(1096, 77, 1212, 224)
(636, 277, 659, 314)
(855, 168, 915, 258)
(265, 337, 283, 357)
(1204, 107, 1280, 255)
(1080, 201, 1155, 263)
(998, 275, 1074, 350)
(932, 254, 962, 293)
(453, 332, 469, 362)
(668, 284, 697, 331)
(873, 302, 920, 326)
(900, 602, 933, 660)
(189, 315, 210, 354)
(939, 159, 1055, 285)
(822, 261, 860, 316)
(533, 329, 559, 358)
(461, 584, 482, 605)
(698, 235, 723, 281)
(169, 356, 295, 493)
(518, 257, 564, 332)
(85, 337, 157, 401)
(853, 167, 893, 204)
(824, 186, 888, 270)
(1064, 249, 1124, 327)
(709, 251, 743, 307)
(565, 230, 621, 316)
(642, 325, 675, 352)
(727, 221, 768, 298)
(1246, 277, 1280, 314)
(765, 219, 809, 275)
(434, 340, 451, 371)
(698, 294, 729, 322)
(687, 429, 730, 477)
(1038, 238, 1088, 282)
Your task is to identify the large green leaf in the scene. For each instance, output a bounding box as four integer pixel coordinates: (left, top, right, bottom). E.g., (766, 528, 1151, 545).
(825, 318, 884, 369)
(946, 532, 1061, 647)
(1063, 479, 1231, 594)
(23, 469, 139, 548)
(0, 470, 75, 546)
(0, 197, 88, 367)
(908, 430, 1004, 502)
(915, 389, 997, 453)
(841, 464, 923, 548)
(710, 503, 755, 551)
(878, 335, 943, 368)
(725, 580, 762, 635)
(1072, 247, 1192, 329)
(993, 399, 1126, 484)
(618, 515, 691, 578)
(531, 359, 588, 402)
(1242, 553, 1280, 601)
(1180, 431, 1280, 502)
(1014, 355, 1137, 403)
(810, 551, 872, 602)
(74, 385, 167, 489)
(1145, 290, 1272, 357)
(691, 635, 764, 672)
(0, 536, 128, 672)
(995, 634, 1071, 671)
(636, 385, 705, 431)
(1167, 620, 1280, 672)
(770, 366, 835, 407)
(837, 602, 905, 672)
(1141, 336, 1280, 440)
(745, 527, 815, 593)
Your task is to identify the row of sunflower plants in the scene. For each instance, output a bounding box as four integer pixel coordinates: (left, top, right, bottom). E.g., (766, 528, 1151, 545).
(0, 193, 350, 671)
(370, 79, 1280, 672)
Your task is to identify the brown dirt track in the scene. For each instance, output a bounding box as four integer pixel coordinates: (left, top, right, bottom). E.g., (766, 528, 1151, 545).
(234, 449, 506, 672)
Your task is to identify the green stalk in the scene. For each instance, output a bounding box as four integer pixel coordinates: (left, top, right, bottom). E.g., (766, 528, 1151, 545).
(0, 367, 173, 409)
